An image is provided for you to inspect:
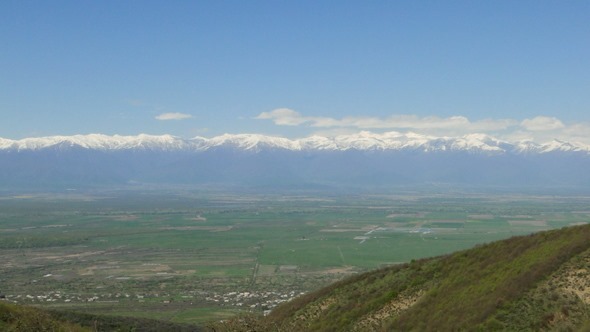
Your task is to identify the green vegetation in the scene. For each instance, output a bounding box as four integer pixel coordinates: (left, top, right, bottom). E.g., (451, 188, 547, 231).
(0, 301, 203, 331)
(232, 224, 590, 331)
(0, 301, 88, 331)
(47, 309, 203, 331)
(393, 225, 590, 331)
(1, 190, 589, 327)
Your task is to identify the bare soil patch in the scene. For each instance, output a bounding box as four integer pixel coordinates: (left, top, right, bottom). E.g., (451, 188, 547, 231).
(320, 228, 364, 233)
(468, 214, 494, 220)
(160, 226, 232, 232)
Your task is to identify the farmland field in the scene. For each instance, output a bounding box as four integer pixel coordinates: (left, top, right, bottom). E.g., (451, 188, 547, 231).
(1, 189, 589, 324)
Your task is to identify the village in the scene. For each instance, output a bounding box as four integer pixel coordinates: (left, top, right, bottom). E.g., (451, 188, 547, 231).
(0, 287, 306, 317)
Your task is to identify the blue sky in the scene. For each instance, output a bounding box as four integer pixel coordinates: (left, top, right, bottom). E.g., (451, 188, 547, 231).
(1, 1, 589, 143)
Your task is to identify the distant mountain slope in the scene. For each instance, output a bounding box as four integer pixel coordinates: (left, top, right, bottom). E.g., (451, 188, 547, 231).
(1, 133, 590, 190)
(218, 224, 590, 331)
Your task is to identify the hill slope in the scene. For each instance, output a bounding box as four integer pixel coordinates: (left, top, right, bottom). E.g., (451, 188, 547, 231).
(217, 224, 590, 331)
(0, 302, 89, 332)
(0, 301, 203, 332)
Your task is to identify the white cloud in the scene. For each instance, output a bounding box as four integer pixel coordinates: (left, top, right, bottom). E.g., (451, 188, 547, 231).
(468, 118, 520, 132)
(255, 109, 516, 133)
(255, 108, 309, 126)
(486, 119, 590, 145)
(507, 116, 590, 145)
(520, 116, 565, 131)
(256, 109, 590, 145)
(336, 115, 471, 130)
(561, 123, 590, 144)
(155, 112, 193, 121)
(309, 128, 364, 138)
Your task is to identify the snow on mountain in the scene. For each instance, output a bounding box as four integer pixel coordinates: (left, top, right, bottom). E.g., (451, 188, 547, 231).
(512, 141, 541, 154)
(447, 134, 507, 153)
(0, 134, 192, 151)
(0, 132, 588, 154)
(206, 134, 301, 151)
(2, 132, 590, 191)
(512, 139, 590, 154)
(299, 135, 340, 150)
(539, 140, 587, 153)
(0, 137, 15, 149)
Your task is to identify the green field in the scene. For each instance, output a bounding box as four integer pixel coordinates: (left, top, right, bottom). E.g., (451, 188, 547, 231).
(1, 190, 589, 324)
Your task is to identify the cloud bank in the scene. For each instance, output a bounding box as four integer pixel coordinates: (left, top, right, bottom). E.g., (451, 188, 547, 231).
(155, 112, 193, 120)
(256, 108, 515, 131)
(520, 116, 565, 131)
(256, 109, 590, 144)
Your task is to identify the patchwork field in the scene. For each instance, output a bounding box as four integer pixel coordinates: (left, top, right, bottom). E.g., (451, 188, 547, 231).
(1, 190, 589, 324)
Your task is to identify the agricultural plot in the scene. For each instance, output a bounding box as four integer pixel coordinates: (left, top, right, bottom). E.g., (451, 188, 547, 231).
(0, 190, 588, 324)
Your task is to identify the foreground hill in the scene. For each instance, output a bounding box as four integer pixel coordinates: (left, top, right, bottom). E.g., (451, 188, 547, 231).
(0, 301, 203, 332)
(0, 302, 89, 332)
(216, 224, 590, 331)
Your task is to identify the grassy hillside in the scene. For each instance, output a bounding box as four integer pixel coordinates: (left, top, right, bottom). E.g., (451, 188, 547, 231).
(0, 301, 88, 332)
(0, 301, 204, 332)
(214, 224, 590, 331)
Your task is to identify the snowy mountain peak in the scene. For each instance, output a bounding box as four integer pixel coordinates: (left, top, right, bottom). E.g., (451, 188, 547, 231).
(207, 133, 301, 151)
(541, 139, 581, 152)
(0, 133, 588, 154)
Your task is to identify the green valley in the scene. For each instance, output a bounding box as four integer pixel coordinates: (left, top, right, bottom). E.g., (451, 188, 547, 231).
(1, 190, 589, 330)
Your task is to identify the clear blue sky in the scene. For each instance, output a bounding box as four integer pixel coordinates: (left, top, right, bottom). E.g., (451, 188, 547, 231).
(1, 1, 589, 143)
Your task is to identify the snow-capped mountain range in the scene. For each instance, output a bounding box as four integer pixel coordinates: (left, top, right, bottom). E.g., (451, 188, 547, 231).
(1, 132, 589, 154)
(1, 132, 589, 191)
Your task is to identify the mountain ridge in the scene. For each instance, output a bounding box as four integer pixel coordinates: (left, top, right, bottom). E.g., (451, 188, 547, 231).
(2, 132, 590, 191)
(1, 132, 589, 154)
